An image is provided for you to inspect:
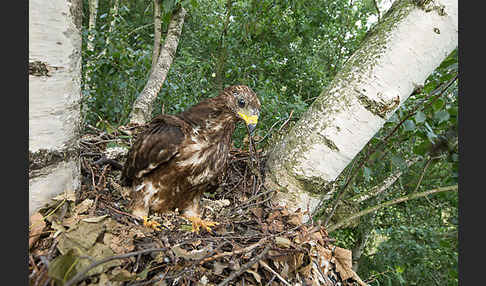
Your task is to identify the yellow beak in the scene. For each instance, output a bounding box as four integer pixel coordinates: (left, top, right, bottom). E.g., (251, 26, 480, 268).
(237, 112, 258, 125)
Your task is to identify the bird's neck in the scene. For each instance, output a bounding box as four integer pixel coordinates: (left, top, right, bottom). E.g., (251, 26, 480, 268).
(179, 96, 237, 134)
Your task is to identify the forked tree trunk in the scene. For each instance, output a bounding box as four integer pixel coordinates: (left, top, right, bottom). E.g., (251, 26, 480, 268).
(264, 0, 458, 219)
(29, 0, 82, 216)
(129, 7, 187, 125)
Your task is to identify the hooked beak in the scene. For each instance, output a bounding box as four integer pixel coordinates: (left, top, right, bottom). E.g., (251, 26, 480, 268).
(238, 110, 259, 134)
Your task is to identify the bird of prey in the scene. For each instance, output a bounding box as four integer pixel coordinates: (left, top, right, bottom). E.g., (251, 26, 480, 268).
(121, 85, 261, 232)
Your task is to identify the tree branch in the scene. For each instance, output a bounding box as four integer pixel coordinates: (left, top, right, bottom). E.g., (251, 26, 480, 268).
(150, 0, 162, 74)
(129, 7, 187, 125)
(327, 184, 458, 232)
(64, 248, 168, 286)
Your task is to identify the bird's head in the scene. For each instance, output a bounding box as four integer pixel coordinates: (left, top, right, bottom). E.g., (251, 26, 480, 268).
(223, 85, 261, 133)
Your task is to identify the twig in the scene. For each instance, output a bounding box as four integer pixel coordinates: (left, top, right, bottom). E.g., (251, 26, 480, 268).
(93, 157, 124, 170)
(278, 109, 294, 132)
(200, 237, 269, 264)
(256, 118, 283, 144)
(64, 247, 168, 286)
(259, 260, 291, 286)
(373, 0, 381, 20)
(217, 245, 270, 286)
(127, 23, 154, 36)
(103, 203, 141, 220)
(327, 184, 458, 232)
(413, 158, 432, 193)
(323, 74, 457, 226)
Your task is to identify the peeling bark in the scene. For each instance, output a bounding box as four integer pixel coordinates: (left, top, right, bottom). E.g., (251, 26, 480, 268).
(264, 0, 458, 220)
(29, 0, 82, 215)
(129, 7, 187, 125)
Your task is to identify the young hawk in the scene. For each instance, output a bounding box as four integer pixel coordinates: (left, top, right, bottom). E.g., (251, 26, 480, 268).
(121, 85, 261, 232)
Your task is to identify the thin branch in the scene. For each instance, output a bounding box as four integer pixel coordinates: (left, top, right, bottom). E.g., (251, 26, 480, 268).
(347, 157, 421, 204)
(217, 245, 270, 286)
(215, 0, 234, 92)
(259, 260, 291, 286)
(327, 184, 458, 232)
(413, 158, 432, 193)
(373, 0, 381, 21)
(323, 74, 458, 226)
(64, 248, 168, 286)
(200, 237, 269, 264)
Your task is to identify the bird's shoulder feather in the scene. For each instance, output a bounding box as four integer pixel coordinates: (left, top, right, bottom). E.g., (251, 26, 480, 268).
(121, 115, 188, 185)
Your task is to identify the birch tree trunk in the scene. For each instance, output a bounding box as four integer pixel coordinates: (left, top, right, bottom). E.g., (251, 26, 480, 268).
(264, 0, 458, 219)
(87, 0, 99, 52)
(29, 0, 83, 216)
(84, 0, 99, 91)
(150, 0, 162, 75)
(129, 7, 187, 125)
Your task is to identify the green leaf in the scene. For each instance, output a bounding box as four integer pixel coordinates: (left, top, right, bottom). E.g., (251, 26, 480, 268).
(414, 111, 426, 123)
(432, 99, 445, 112)
(391, 155, 408, 171)
(403, 120, 416, 131)
(434, 110, 450, 123)
(363, 166, 372, 181)
(413, 141, 432, 156)
(48, 249, 78, 283)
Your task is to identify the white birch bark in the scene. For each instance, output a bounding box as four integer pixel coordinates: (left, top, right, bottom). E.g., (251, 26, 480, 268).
(29, 0, 82, 216)
(129, 7, 187, 125)
(87, 0, 99, 52)
(265, 0, 458, 219)
(84, 0, 99, 92)
(150, 0, 162, 74)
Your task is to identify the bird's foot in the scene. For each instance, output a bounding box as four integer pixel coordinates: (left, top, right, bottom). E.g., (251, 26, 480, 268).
(186, 216, 219, 234)
(142, 216, 161, 231)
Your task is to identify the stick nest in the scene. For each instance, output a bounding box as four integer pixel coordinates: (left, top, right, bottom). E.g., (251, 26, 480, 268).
(29, 126, 367, 286)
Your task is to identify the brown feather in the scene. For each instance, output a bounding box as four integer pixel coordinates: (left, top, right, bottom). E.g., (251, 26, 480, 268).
(121, 85, 260, 218)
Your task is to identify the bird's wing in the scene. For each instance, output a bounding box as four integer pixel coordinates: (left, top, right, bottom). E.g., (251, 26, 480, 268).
(121, 115, 186, 185)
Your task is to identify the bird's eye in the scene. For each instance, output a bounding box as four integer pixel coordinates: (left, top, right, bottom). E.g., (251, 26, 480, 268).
(238, 98, 245, 107)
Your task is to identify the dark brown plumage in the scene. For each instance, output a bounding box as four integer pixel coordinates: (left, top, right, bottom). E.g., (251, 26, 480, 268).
(121, 85, 260, 231)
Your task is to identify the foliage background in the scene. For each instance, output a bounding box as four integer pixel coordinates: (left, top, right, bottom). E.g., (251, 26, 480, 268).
(80, 0, 458, 285)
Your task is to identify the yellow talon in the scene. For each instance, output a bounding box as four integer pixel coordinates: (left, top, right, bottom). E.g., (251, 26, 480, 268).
(187, 216, 219, 233)
(143, 216, 161, 231)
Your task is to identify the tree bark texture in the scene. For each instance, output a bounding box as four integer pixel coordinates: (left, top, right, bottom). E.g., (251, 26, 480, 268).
(150, 0, 162, 74)
(29, 0, 82, 216)
(264, 0, 458, 219)
(87, 0, 99, 51)
(129, 7, 187, 125)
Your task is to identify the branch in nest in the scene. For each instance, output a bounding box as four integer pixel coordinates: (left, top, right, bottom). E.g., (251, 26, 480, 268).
(216, 245, 271, 286)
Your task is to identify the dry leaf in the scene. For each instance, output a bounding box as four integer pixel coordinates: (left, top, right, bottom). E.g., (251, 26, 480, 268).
(250, 207, 264, 219)
(288, 213, 303, 226)
(73, 199, 93, 215)
(275, 236, 292, 248)
(29, 212, 46, 249)
(246, 269, 262, 284)
(331, 246, 354, 281)
(52, 190, 75, 202)
(213, 261, 228, 275)
(172, 245, 212, 260)
(82, 214, 109, 223)
(51, 220, 66, 238)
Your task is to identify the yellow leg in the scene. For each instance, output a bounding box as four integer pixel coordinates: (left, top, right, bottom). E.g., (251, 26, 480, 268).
(186, 216, 219, 234)
(143, 216, 161, 231)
